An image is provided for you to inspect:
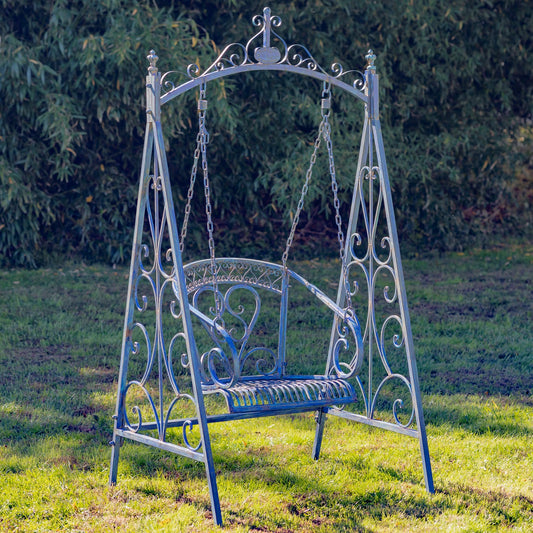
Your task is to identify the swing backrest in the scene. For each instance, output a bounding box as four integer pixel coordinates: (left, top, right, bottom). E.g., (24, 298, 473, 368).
(184, 257, 286, 385)
(181, 257, 363, 389)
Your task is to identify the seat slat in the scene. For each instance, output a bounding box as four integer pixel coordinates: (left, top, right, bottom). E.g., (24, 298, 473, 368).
(204, 377, 356, 413)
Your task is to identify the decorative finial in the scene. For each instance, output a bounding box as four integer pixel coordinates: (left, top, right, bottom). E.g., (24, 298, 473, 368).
(147, 50, 159, 74)
(254, 6, 281, 64)
(365, 49, 376, 71)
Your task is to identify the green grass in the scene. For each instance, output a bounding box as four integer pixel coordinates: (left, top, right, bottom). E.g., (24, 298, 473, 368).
(0, 245, 532, 532)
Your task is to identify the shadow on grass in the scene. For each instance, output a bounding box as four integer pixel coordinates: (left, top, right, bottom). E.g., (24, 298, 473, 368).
(422, 394, 532, 437)
(116, 438, 533, 531)
(0, 346, 115, 450)
(116, 440, 446, 532)
(420, 364, 533, 402)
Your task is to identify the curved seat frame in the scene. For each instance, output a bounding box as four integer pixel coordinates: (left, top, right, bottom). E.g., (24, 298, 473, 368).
(109, 8, 434, 526)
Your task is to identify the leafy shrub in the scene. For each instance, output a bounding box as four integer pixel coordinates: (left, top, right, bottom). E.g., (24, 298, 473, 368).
(0, 0, 213, 265)
(0, 0, 531, 266)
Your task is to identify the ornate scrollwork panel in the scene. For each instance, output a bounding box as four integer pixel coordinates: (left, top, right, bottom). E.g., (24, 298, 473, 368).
(118, 163, 204, 449)
(191, 283, 278, 388)
(370, 374, 414, 428)
(159, 7, 366, 100)
(343, 155, 417, 430)
(328, 311, 365, 379)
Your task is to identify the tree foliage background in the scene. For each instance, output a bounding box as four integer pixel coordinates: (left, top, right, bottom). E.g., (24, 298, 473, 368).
(1, 0, 531, 266)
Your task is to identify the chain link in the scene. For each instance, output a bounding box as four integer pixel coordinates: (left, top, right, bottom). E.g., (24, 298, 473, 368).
(180, 82, 207, 252)
(199, 87, 222, 319)
(180, 82, 221, 319)
(282, 81, 352, 311)
(282, 122, 323, 269)
(323, 114, 352, 312)
(180, 131, 201, 252)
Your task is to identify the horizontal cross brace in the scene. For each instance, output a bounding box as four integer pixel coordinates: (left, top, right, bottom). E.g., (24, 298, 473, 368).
(114, 428, 205, 462)
(328, 408, 419, 438)
(160, 63, 368, 105)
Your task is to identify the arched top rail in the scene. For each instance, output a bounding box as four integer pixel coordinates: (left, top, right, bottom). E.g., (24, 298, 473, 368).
(160, 63, 368, 105)
(148, 7, 375, 107)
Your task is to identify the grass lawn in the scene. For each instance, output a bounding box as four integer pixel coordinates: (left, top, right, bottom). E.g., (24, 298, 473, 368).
(0, 244, 531, 532)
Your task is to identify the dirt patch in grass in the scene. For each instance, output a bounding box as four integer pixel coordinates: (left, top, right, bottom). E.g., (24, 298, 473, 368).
(410, 266, 532, 322)
(430, 366, 532, 397)
(3, 345, 115, 389)
(9, 344, 72, 361)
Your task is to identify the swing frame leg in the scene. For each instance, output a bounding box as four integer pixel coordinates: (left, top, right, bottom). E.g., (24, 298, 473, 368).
(312, 408, 327, 460)
(203, 439, 223, 526)
(109, 434, 123, 485)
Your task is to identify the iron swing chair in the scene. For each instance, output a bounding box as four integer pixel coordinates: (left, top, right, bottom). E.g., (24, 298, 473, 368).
(109, 7, 434, 526)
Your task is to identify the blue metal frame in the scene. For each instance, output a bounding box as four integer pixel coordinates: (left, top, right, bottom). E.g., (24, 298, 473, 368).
(109, 8, 434, 526)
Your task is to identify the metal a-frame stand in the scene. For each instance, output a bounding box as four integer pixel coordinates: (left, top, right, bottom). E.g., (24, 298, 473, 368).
(108, 53, 222, 524)
(109, 8, 433, 527)
(314, 52, 434, 494)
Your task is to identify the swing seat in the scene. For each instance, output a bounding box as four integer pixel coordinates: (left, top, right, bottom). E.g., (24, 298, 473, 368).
(182, 257, 363, 418)
(204, 377, 356, 414)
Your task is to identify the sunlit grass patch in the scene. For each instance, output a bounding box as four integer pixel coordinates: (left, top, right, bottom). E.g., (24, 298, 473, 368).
(0, 247, 532, 531)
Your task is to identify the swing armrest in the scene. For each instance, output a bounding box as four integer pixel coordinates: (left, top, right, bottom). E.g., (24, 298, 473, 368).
(289, 270, 365, 378)
(188, 305, 230, 340)
(188, 302, 213, 326)
(188, 304, 242, 389)
(289, 270, 347, 317)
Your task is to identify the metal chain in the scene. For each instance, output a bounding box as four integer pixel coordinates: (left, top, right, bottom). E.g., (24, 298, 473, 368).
(180, 82, 221, 319)
(322, 111, 353, 312)
(282, 81, 353, 311)
(281, 124, 323, 269)
(198, 85, 222, 319)
(180, 82, 207, 252)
